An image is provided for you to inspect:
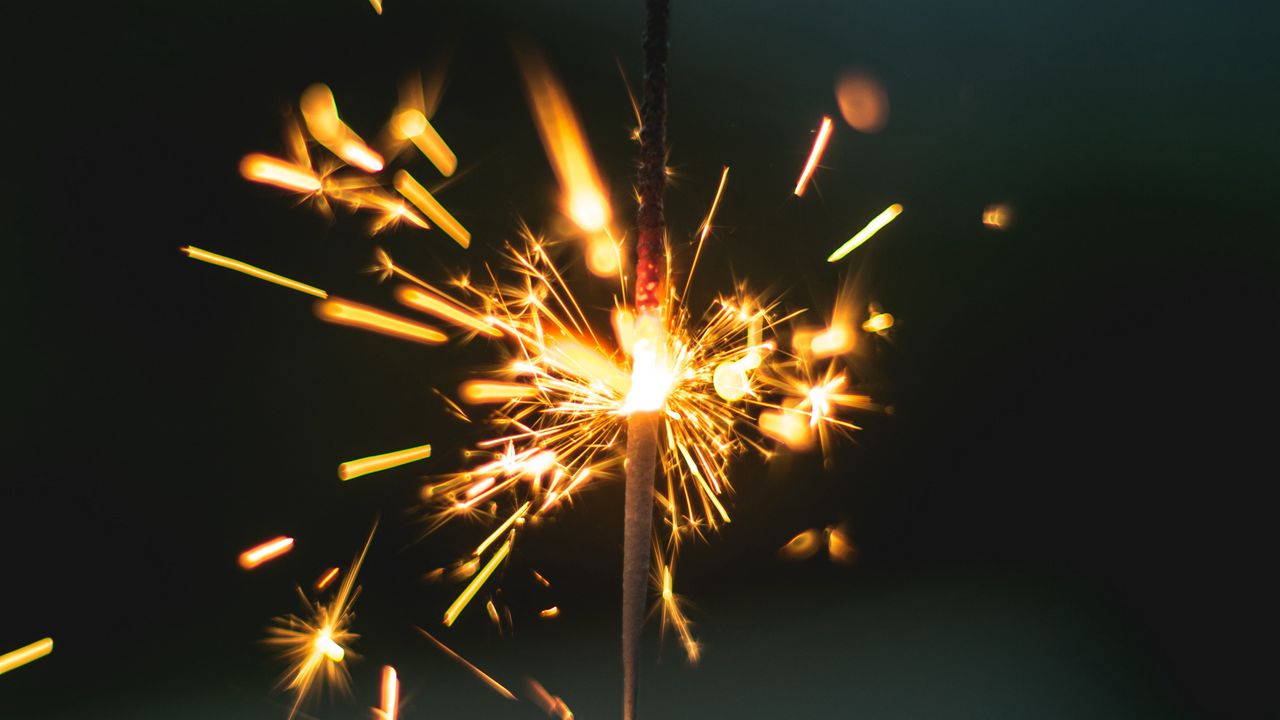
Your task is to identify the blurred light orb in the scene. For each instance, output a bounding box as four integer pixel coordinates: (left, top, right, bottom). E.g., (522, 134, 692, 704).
(835, 71, 889, 133)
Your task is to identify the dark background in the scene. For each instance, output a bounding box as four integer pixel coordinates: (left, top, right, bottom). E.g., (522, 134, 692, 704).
(4, 0, 1277, 718)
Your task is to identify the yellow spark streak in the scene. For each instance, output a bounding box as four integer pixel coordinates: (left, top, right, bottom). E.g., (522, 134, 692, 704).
(182, 246, 328, 299)
(443, 537, 511, 627)
(239, 536, 294, 569)
(827, 203, 903, 262)
(983, 203, 1012, 229)
(473, 502, 531, 557)
(300, 84, 384, 173)
(392, 108, 457, 177)
(0, 638, 53, 677)
(239, 153, 322, 194)
(827, 525, 858, 564)
(315, 629, 345, 662)
(396, 285, 500, 337)
(316, 298, 447, 345)
(539, 606, 560, 618)
(394, 170, 471, 248)
(517, 50, 614, 273)
(685, 165, 730, 299)
(794, 116, 833, 196)
(459, 381, 539, 404)
(338, 442, 432, 481)
(529, 678, 576, 720)
(862, 312, 894, 333)
(369, 0, 383, 14)
(315, 567, 340, 590)
(531, 570, 552, 587)
(416, 627, 517, 700)
(809, 323, 854, 358)
(759, 410, 813, 449)
(380, 666, 399, 720)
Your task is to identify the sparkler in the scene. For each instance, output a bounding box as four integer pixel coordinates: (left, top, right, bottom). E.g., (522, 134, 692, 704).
(189, 1, 897, 715)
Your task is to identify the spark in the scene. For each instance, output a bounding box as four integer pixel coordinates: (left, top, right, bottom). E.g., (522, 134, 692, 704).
(182, 246, 327, 298)
(443, 536, 512, 626)
(983, 203, 1013, 229)
(338, 442, 433, 481)
(0, 638, 53, 677)
(459, 380, 539, 404)
(793, 116, 833, 196)
(301, 84, 384, 172)
(392, 108, 457, 177)
(397, 285, 501, 338)
(684, 165, 730, 301)
(862, 311, 893, 334)
(416, 627, 517, 700)
(528, 678, 576, 719)
(531, 570, 552, 587)
(827, 203, 903, 262)
(239, 536, 295, 569)
(778, 529, 822, 561)
(315, 298, 448, 345)
(539, 606, 561, 618)
(657, 558, 699, 664)
(369, 0, 382, 14)
(267, 527, 374, 719)
(809, 322, 855, 358)
(394, 170, 472, 248)
(315, 567, 341, 590)
(240, 153, 322, 194)
(379, 666, 399, 720)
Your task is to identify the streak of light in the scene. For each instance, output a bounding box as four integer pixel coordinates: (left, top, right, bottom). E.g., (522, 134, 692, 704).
(239, 536, 294, 569)
(416, 627, 517, 700)
(369, 0, 382, 14)
(793, 116, 833, 196)
(394, 170, 471, 248)
(826, 525, 858, 564)
(827, 203, 902, 262)
(809, 323, 854, 358)
(759, 410, 813, 449)
(338, 442, 433, 481)
(778, 529, 822, 561)
(473, 502, 531, 557)
(315, 567, 341, 591)
(380, 666, 398, 720)
(396, 285, 500, 337)
(0, 638, 53, 677)
(443, 537, 511, 627)
(684, 165, 730, 300)
(539, 606, 560, 619)
(392, 108, 457, 176)
(182, 246, 327, 298)
(517, 49, 613, 251)
(862, 312, 894, 334)
(239, 153, 322, 194)
(300, 84, 384, 172)
(315, 298, 447, 345)
(459, 381, 539, 404)
(528, 678, 576, 719)
(314, 629, 345, 662)
(531, 570, 552, 587)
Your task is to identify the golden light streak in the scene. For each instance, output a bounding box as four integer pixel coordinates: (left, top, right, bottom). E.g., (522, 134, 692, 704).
(657, 562, 699, 664)
(315, 629, 345, 662)
(338, 442, 432, 481)
(459, 381, 539, 404)
(809, 323, 854, 358)
(473, 502, 531, 557)
(683, 165, 731, 301)
(394, 170, 471, 248)
(396, 285, 500, 337)
(239, 153, 322, 194)
(0, 638, 53, 677)
(517, 49, 614, 272)
(759, 410, 813, 449)
(827, 203, 903, 262)
(369, 0, 382, 14)
(315, 567, 341, 591)
(443, 537, 511, 627)
(301, 84, 384, 172)
(380, 666, 399, 720)
(416, 627, 517, 700)
(531, 570, 552, 587)
(793, 116, 833, 196)
(539, 606, 561, 618)
(316, 298, 447, 345)
(862, 311, 894, 334)
(827, 525, 858, 564)
(528, 678, 576, 720)
(239, 536, 295, 569)
(392, 108, 457, 177)
(182, 246, 328, 299)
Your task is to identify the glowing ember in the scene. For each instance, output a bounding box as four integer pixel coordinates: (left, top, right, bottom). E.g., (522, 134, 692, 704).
(0, 638, 53, 677)
(827, 203, 903, 262)
(239, 536, 294, 569)
(794, 116, 834, 196)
